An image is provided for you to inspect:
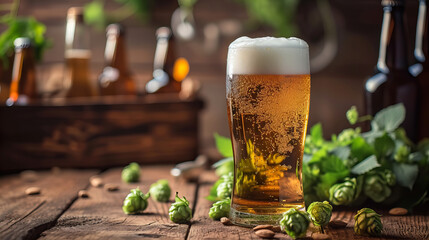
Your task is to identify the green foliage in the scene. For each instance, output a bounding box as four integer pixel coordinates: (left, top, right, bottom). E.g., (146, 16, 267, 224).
(279, 208, 310, 239)
(208, 198, 231, 220)
(303, 103, 429, 209)
(149, 179, 171, 202)
(354, 208, 383, 237)
(0, 17, 50, 67)
(346, 106, 358, 125)
(84, 0, 152, 30)
(363, 169, 395, 203)
(235, 0, 299, 37)
(121, 162, 140, 183)
(169, 192, 192, 223)
(122, 188, 150, 214)
(351, 155, 380, 175)
(213, 157, 234, 177)
(214, 133, 233, 157)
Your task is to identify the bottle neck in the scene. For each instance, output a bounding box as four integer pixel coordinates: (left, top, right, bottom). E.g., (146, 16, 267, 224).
(65, 14, 90, 51)
(414, 0, 427, 63)
(8, 47, 36, 105)
(105, 34, 128, 71)
(377, 4, 409, 72)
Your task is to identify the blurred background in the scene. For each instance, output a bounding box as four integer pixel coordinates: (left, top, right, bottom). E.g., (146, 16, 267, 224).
(0, 0, 420, 162)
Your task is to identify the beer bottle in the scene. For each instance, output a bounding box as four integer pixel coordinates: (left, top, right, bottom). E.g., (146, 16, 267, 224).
(364, 0, 419, 142)
(6, 38, 37, 106)
(64, 7, 97, 97)
(409, 0, 429, 140)
(145, 27, 181, 94)
(98, 24, 136, 95)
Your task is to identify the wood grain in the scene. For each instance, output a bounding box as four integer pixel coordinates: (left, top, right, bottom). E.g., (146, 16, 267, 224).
(0, 169, 97, 240)
(40, 165, 197, 240)
(188, 171, 429, 240)
(0, 95, 204, 172)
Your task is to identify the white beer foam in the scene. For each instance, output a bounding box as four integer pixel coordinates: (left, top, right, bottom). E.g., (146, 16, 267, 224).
(227, 36, 310, 75)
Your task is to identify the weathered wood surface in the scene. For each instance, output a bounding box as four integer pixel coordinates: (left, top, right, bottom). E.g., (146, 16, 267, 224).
(0, 95, 204, 172)
(40, 165, 197, 239)
(189, 171, 429, 240)
(0, 169, 97, 240)
(1, 167, 428, 239)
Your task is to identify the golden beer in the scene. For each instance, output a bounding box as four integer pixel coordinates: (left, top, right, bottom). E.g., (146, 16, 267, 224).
(226, 37, 310, 226)
(64, 49, 97, 97)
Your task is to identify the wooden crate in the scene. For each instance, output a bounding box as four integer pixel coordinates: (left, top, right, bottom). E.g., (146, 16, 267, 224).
(0, 94, 204, 172)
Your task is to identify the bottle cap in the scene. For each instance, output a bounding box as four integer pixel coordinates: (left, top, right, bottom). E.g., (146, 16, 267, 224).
(156, 27, 172, 40)
(381, 0, 404, 6)
(106, 23, 125, 36)
(14, 37, 32, 49)
(67, 7, 84, 16)
(67, 7, 84, 22)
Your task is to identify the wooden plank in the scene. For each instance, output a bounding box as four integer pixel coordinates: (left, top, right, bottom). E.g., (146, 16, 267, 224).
(0, 96, 204, 172)
(188, 171, 429, 240)
(40, 165, 197, 240)
(0, 169, 97, 240)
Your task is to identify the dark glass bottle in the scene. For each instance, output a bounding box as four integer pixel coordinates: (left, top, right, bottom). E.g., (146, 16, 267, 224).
(409, 0, 429, 140)
(98, 24, 136, 95)
(6, 38, 37, 106)
(364, 0, 419, 142)
(64, 7, 97, 98)
(145, 27, 181, 94)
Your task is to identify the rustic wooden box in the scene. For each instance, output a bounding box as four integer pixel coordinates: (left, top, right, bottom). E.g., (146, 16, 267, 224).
(0, 95, 204, 172)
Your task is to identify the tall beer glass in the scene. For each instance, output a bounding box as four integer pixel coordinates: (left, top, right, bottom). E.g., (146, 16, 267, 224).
(226, 37, 311, 226)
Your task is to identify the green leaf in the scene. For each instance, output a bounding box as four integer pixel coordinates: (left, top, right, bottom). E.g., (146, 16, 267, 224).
(310, 123, 324, 146)
(0, 17, 50, 67)
(321, 170, 350, 186)
(330, 146, 351, 161)
(350, 137, 374, 162)
(351, 155, 380, 175)
(373, 133, 395, 158)
(346, 106, 358, 125)
(371, 103, 405, 132)
(321, 155, 347, 173)
(393, 163, 419, 190)
(214, 133, 233, 158)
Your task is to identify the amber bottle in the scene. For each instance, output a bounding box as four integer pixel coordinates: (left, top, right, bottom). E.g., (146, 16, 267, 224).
(64, 7, 97, 97)
(409, 0, 429, 140)
(364, 0, 419, 142)
(98, 24, 136, 95)
(6, 38, 37, 106)
(145, 27, 181, 94)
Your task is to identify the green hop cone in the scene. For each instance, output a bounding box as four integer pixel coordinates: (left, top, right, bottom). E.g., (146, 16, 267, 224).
(346, 106, 358, 125)
(122, 188, 150, 214)
(383, 169, 396, 187)
(169, 192, 192, 223)
(122, 162, 140, 183)
(208, 198, 231, 220)
(307, 201, 332, 228)
(279, 208, 310, 239)
(329, 177, 359, 206)
(354, 208, 383, 237)
(394, 145, 410, 163)
(150, 179, 171, 202)
(216, 172, 233, 199)
(364, 169, 395, 203)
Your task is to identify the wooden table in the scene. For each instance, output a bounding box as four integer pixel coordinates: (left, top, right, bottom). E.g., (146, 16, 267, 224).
(1, 165, 428, 240)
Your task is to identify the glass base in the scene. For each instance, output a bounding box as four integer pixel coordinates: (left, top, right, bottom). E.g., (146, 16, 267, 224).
(229, 208, 284, 227)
